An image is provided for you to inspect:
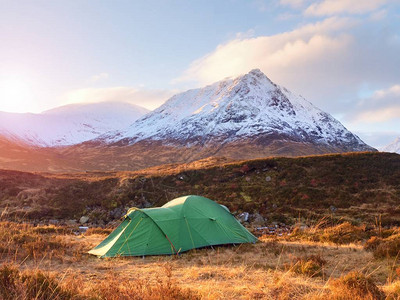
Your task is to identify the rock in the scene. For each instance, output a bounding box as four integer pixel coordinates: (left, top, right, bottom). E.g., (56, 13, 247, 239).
(66, 219, 77, 226)
(109, 207, 124, 219)
(79, 216, 89, 224)
(265, 176, 271, 182)
(238, 212, 250, 223)
(251, 213, 266, 226)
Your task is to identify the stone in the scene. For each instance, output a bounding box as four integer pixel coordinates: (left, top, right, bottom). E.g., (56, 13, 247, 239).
(251, 213, 266, 226)
(238, 212, 250, 223)
(49, 219, 59, 225)
(109, 207, 124, 219)
(66, 219, 77, 226)
(79, 216, 89, 224)
(265, 176, 271, 182)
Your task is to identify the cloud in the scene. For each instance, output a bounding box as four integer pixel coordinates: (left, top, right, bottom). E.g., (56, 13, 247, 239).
(175, 16, 400, 115)
(89, 72, 109, 83)
(354, 130, 399, 149)
(280, 0, 307, 9)
(305, 0, 388, 16)
(350, 84, 400, 123)
(177, 17, 354, 83)
(61, 87, 176, 110)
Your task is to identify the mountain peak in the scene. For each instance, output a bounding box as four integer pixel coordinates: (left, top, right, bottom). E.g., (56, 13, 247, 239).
(234, 69, 275, 93)
(0, 102, 149, 147)
(101, 71, 374, 154)
(382, 137, 400, 153)
(247, 68, 265, 77)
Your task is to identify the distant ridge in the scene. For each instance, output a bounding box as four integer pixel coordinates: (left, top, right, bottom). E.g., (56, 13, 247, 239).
(382, 137, 400, 154)
(0, 101, 149, 147)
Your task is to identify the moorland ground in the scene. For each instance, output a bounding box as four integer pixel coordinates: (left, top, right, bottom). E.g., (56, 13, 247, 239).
(1, 152, 400, 299)
(1, 152, 400, 226)
(2, 221, 400, 299)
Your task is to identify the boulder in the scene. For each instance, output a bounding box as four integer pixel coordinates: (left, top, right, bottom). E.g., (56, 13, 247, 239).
(251, 213, 266, 226)
(79, 216, 89, 224)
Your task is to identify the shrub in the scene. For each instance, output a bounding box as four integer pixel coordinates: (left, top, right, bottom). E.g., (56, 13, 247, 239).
(0, 264, 19, 300)
(287, 255, 326, 277)
(320, 222, 368, 244)
(364, 236, 383, 252)
(0, 264, 78, 300)
(384, 280, 400, 299)
(328, 271, 385, 300)
(372, 234, 400, 259)
(21, 270, 75, 300)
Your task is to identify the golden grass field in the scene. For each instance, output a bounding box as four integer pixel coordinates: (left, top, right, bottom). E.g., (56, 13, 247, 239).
(2, 221, 400, 299)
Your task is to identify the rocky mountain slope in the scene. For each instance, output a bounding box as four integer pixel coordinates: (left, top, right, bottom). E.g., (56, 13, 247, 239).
(102, 69, 374, 154)
(0, 70, 376, 172)
(0, 101, 149, 147)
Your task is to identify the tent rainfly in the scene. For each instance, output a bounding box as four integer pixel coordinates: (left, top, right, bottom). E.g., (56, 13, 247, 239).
(88, 195, 257, 257)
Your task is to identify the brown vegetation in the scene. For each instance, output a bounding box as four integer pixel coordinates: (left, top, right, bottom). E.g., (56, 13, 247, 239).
(1, 221, 400, 299)
(1, 152, 400, 227)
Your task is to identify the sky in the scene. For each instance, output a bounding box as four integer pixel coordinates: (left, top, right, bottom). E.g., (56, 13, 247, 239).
(0, 0, 399, 148)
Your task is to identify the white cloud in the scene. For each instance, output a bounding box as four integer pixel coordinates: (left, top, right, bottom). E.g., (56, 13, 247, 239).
(305, 0, 388, 16)
(176, 16, 400, 115)
(61, 87, 176, 110)
(176, 17, 355, 84)
(350, 84, 400, 123)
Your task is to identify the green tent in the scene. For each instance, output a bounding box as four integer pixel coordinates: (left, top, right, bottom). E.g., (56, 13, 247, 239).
(88, 195, 257, 257)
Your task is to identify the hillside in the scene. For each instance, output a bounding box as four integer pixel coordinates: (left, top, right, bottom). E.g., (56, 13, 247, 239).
(1, 152, 399, 226)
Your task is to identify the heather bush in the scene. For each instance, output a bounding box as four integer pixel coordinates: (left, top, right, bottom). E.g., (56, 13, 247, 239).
(328, 271, 385, 300)
(287, 255, 326, 277)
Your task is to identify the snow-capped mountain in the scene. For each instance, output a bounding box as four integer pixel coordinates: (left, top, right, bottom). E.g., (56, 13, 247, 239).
(0, 102, 149, 147)
(102, 69, 374, 153)
(382, 137, 400, 154)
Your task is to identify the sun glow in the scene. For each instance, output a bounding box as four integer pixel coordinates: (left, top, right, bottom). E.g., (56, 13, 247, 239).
(0, 78, 35, 113)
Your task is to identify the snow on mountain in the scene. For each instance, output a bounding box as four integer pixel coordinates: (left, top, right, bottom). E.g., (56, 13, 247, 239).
(0, 102, 149, 147)
(102, 69, 373, 152)
(382, 137, 400, 154)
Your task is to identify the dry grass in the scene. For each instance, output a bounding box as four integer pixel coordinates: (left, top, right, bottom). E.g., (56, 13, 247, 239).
(1, 221, 400, 299)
